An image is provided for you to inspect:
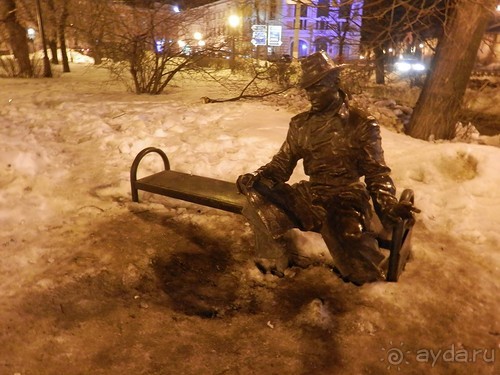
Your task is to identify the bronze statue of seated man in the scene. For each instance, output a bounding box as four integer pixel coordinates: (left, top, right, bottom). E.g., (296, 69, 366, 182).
(237, 51, 419, 285)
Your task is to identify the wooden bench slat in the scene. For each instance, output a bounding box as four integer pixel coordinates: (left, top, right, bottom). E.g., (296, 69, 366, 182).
(135, 170, 246, 214)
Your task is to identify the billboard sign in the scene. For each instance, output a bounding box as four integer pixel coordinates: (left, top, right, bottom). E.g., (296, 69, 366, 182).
(251, 25, 267, 46)
(267, 25, 282, 46)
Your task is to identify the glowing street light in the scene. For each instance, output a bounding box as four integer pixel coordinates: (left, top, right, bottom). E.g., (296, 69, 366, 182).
(27, 28, 36, 41)
(26, 27, 36, 58)
(228, 14, 240, 28)
(192, 32, 205, 51)
(227, 14, 241, 72)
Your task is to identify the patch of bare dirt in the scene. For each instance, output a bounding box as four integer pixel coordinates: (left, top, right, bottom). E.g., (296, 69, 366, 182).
(0, 208, 355, 375)
(1, 206, 498, 375)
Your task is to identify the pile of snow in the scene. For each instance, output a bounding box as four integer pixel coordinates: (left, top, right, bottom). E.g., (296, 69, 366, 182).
(0, 62, 498, 374)
(1, 62, 499, 260)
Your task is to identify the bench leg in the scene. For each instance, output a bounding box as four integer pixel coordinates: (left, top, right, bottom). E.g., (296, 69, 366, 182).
(386, 220, 411, 281)
(386, 189, 415, 282)
(130, 147, 170, 202)
(252, 227, 291, 277)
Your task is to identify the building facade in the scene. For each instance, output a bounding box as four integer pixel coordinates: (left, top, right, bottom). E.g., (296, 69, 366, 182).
(182, 0, 364, 61)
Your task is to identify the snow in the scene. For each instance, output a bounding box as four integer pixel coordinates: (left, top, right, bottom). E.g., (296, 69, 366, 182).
(0, 56, 499, 374)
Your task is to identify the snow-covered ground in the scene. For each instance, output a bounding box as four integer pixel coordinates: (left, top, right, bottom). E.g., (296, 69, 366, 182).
(0, 58, 498, 374)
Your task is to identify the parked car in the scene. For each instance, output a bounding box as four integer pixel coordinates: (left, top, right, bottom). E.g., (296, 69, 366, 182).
(393, 55, 427, 87)
(280, 54, 292, 63)
(268, 53, 292, 63)
(394, 55, 426, 74)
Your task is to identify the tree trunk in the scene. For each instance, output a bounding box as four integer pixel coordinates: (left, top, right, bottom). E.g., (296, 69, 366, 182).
(49, 39, 59, 64)
(59, 1, 70, 73)
(46, 0, 58, 64)
(361, 0, 390, 85)
(59, 32, 70, 72)
(35, 0, 52, 77)
(407, 0, 497, 140)
(0, 0, 33, 77)
(374, 46, 385, 85)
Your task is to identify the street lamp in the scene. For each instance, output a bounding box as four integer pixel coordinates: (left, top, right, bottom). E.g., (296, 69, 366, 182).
(27, 28, 36, 57)
(193, 32, 204, 52)
(178, 39, 187, 53)
(26, 27, 36, 68)
(27, 28, 36, 41)
(227, 14, 240, 72)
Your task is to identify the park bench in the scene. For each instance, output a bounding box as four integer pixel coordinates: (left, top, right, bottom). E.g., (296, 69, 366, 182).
(130, 146, 414, 282)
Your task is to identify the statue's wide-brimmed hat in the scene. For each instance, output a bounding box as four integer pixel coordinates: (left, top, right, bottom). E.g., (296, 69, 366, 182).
(300, 51, 344, 89)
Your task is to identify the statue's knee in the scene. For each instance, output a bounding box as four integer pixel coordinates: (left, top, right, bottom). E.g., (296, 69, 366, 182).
(331, 216, 365, 242)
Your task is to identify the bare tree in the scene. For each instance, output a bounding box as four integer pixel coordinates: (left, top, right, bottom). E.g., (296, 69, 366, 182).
(58, 0, 70, 72)
(0, 0, 33, 77)
(203, 61, 299, 103)
(40, 0, 71, 72)
(68, 0, 117, 65)
(361, 0, 393, 84)
(46, 0, 59, 64)
(360, 0, 446, 84)
(310, 0, 363, 63)
(95, 3, 220, 94)
(407, 0, 497, 140)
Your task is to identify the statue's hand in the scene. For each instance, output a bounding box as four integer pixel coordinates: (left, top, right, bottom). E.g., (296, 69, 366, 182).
(236, 173, 260, 193)
(385, 201, 421, 224)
